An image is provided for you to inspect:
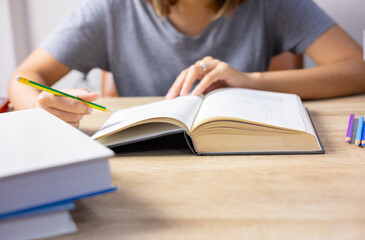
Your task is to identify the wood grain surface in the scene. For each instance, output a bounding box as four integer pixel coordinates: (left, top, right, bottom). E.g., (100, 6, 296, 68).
(53, 95, 365, 240)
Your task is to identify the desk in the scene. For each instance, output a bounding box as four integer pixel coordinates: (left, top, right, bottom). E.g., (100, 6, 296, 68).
(55, 96, 365, 240)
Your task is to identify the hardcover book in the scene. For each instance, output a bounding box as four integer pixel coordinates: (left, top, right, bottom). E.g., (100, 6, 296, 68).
(0, 108, 116, 216)
(92, 88, 324, 155)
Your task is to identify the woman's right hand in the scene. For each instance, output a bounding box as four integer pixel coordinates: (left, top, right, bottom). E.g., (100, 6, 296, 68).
(36, 88, 99, 128)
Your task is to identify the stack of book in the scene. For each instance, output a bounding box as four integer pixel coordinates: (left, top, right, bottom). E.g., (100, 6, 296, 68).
(0, 108, 116, 239)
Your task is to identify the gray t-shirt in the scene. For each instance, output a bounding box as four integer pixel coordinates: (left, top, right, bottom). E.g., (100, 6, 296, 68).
(41, 0, 335, 96)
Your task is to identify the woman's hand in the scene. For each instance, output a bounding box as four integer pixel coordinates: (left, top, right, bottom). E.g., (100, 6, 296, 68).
(36, 89, 99, 128)
(166, 56, 251, 99)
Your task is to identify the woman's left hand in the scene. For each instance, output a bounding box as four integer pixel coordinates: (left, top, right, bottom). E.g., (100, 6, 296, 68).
(166, 56, 251, 99)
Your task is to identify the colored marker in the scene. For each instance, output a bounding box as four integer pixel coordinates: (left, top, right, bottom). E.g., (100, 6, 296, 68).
(355, 116, 364, 146)
(362, 122, 365, 147)
(345, 114, 354, 143)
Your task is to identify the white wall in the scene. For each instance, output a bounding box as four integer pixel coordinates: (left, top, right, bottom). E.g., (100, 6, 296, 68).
(0, 0, 16, 97)
(305, 0, 365, 68)
(0, 0, 99, 98)
(315, 0, 365, 45)
(0, 0, 81, 98)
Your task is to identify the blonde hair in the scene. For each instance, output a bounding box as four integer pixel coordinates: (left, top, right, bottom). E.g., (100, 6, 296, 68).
(148, 0, 246, 20)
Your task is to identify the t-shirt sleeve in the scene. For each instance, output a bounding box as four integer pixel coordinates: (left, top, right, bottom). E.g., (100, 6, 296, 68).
(41, 0, 109, 74)
(264, 0, 336, 55)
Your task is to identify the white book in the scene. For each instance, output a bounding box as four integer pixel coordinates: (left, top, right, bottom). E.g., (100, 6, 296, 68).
(0, 108, 115, 216)
(0, 202, 77, 240)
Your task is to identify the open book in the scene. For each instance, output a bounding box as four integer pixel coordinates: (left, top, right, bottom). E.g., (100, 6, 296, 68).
(92, 88, 324, 155)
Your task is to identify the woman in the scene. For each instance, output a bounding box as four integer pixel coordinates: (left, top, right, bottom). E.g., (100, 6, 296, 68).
(8, 0, 365, 128)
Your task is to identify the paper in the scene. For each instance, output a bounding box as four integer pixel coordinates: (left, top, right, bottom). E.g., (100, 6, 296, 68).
(92, 95, 203, 139)
(193, 88, 307, 132)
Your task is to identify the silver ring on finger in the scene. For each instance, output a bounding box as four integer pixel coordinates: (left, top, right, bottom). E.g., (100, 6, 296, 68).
(199, 61, 207, 73)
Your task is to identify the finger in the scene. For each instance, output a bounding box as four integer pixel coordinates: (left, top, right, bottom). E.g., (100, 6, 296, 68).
(191, 68, 222, 96)
(74, 89, 99, 102)
(180, 65, 201, 96)
(38, 90, 94, 114)
(202, 56, 214, 61)
(166, 70, 188, 99)
(38, 92, 92, 114)
(167, 58, 220, 98)
(181, 59, 222, 96)
(63, 88, 99, 102)
(202, 81, 227, 95)
(40, 105, 85, 123)
(199, 58, 220, 73)
(66, 89, 99, 114)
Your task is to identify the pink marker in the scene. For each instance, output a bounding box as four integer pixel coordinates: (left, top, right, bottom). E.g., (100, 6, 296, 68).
(346, 114, 354, 143)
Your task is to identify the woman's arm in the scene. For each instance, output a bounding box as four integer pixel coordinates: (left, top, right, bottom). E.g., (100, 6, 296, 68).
(8, 47, 71, 109)
(8, 47, 99, 128)
(166, 25, 365, 100)
(248, 25, 365, 99)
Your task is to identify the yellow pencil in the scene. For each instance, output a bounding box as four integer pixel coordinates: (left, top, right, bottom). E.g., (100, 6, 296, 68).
(15, 75, 110, 112)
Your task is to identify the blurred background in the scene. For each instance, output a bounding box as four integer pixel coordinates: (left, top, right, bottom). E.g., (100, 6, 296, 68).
(0, 0, 364, 97)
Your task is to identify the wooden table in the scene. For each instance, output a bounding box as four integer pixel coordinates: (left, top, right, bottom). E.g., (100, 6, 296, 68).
(54, 95, 365, 240)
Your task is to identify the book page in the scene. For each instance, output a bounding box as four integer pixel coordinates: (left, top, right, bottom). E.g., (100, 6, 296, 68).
(92, 95, 203, 139)
(192, 88, 307, 132)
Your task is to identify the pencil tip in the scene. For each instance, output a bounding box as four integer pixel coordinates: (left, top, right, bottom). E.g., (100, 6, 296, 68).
(15, 75, 20, 81)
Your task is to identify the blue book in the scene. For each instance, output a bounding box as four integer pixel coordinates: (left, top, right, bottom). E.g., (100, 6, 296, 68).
(0, 186, 116, 219)
(0, 201, 75, 221)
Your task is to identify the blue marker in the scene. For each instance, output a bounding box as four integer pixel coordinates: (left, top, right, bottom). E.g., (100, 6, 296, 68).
(355, 116, 364, 146)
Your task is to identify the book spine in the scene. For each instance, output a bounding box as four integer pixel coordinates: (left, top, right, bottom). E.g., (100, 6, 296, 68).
(183, 132, 200, 156)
